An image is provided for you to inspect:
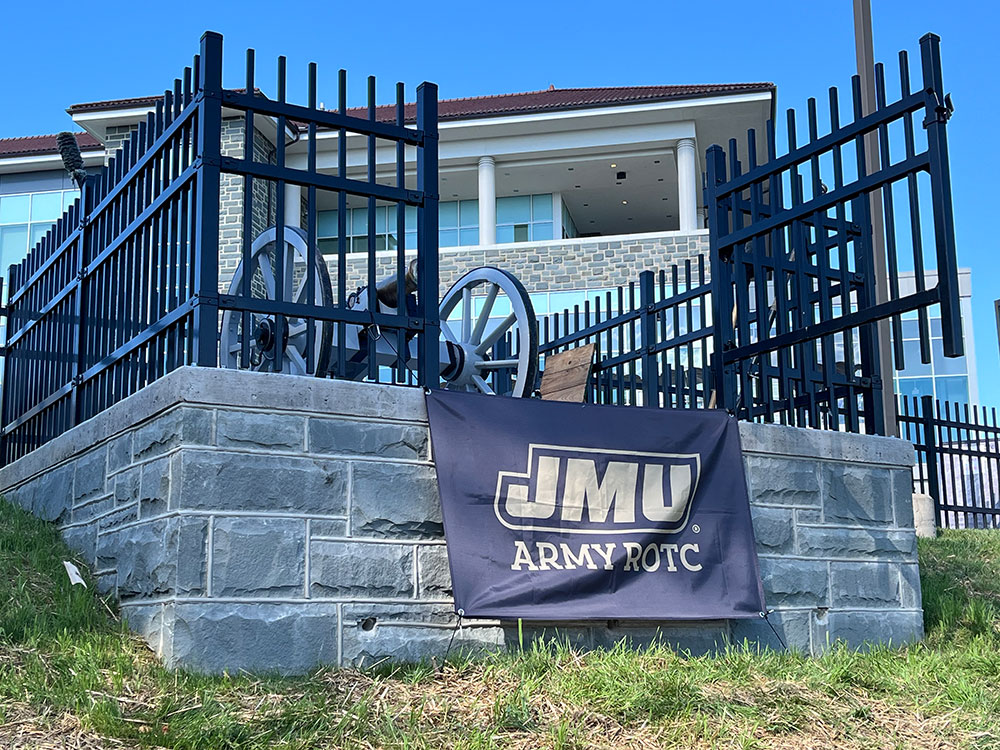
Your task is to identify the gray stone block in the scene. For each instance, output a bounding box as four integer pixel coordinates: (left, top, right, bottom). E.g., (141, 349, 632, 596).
(310, 519, 347, 538)
(114, 467, 140, 506)
(830, 562, 900, 608)
(4, 479, 36, 515)
(174, 450, 347, 514)
(108, 433, 133, 472)
(744, 456, 820, 506)
(133, 406, 213, 460)
(310, 541, 413, 598)
(99, 520, 175, 600)
(122, 604, 168, 659)
(72, 495, 114, 524)
(212, 517, 305, 598)
(167, 602, 339, 674)
(899, 563, 923, 610)
(797, 527, 916, 561)
(216, 410, 305, 451)
(417, 545, 452, 597)
(341, 603, 501, 667)
(139, 457, 170, 519)
(891, 470, 916, 529)
(309, 418, 428, 461)
(35, 465, 73, 524)
(171, 517, 208, 595)
(823, 465, 893, 525)
(591, 621, 728, 655)
(729, 609, 812, 653)
(351, 462, 442, 539)
(61, 523, 98, 569)
(98, 504, 138, 532)
(750, 506, 795, 554)
(95, 571, 117, 596)
(826, 610, 923, 649)
(759, 558, 829, 607)
(73, 447, 107, 504)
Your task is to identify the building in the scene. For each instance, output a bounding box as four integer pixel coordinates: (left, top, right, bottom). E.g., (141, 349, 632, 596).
(0, 81, 982, 406)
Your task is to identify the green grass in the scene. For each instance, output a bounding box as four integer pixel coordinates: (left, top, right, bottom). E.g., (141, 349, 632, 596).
(2, 497, 999, 749)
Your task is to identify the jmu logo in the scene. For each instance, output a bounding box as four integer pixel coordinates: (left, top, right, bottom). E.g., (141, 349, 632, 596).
(494, 444, 700, 535)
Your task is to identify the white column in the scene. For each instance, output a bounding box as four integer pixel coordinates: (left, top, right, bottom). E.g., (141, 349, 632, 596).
(696, 207, 707, 229)
(284, 183, 302, 229)
(676, 137, 698, 233)
(478, 156, 496, 245)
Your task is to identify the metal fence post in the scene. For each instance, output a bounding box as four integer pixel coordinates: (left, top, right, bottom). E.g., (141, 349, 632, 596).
(639, 270, 656, 407)
(705, 144, 734, 412)
(920, 33, 963, 359)
(192, 31, 223, 367)
(416, 82, 440, 390)
(921, 394, 942, 526)
(71, 179, 93, 426)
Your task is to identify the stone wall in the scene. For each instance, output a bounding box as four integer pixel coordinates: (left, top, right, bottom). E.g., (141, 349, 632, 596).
(0, 367, 921, 674)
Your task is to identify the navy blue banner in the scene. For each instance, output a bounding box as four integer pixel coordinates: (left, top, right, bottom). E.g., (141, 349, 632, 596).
(426, 390, 766, 620)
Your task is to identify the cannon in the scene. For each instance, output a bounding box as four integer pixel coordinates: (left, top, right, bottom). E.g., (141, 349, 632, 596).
(219, 226, 539, 396)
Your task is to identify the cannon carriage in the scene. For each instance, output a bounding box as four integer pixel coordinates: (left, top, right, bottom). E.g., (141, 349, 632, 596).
(219, 226, 539, 397)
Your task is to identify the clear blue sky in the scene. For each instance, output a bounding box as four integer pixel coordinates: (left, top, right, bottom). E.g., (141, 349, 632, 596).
(2, 0, 997, 404)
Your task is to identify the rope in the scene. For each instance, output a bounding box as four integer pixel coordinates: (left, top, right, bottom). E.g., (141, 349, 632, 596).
(443, 609, 464, 665)
(760, 609, 788, 650)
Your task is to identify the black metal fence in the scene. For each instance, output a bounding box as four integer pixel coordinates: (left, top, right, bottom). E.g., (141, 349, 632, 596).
(0, 32, 439, 464)
(536, 259, 713, 409)
(899, 395, 1000, 529)
(705, 33, 961, 435)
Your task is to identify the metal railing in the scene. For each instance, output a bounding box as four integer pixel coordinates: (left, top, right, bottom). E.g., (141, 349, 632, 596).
(0, 32, 439, 465)
(899, 395, 1000, 529)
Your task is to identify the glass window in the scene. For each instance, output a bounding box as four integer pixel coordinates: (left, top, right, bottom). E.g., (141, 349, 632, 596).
(531, 194, 553, 221)
(513, 224, 529, 243)
(532, 222, 553, 241)
(496, 225, 514, 244)
(439, 229, 458, 248)
(0, 225, 28, 270)
(900, 339, 931, 375)
(496, 194, 553, 245)
(30, 192, 64, 222)
(932, 338, 967, 376)
(317, 210, 338, 237)
(0, 195, 29, 224)
(459, 228, 479, 246)
(898, 377, 934, 400)
(29, 224, 50, 248)
(440, 201, 459, 229)
(497, 196, 531, 224)
(459, 199, 478, 226)
(937, 376, 969, 405)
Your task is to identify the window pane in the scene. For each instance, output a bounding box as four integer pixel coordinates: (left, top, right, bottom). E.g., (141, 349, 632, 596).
(513, 224, 529, 243)
(898, 377, 933, 400)
(930, 318, 942, 338)
(901, 318, 919, 340)
(937, 376, 969, 405)
(532, 222, 553, 241)
(318, 210, 338, 237)
(405, 231, 417, 250)
(496, 225, 514, 244)
(439, 201, 458, 229)
(932, 338, 967, 375)
(531, 194, 553, 221)
(30, 192, 63, 222)
(29, 223, 51, 248)
(318, 238, 338, 256)
(351, 208, 368, 235)
(376, 205, 387, 234)
(497, 196, 531, 223)
(405, 205, 417, 226)
(439, 228, 458, 247)
(459, 228, 479, 246)
(900, 339, 931, 375)
(0, 225, 29, 270)
(63, 190, 79, 211)
(0, 195, 29, 224)
(459, 199, 479, 227)
(351, 236, 367, 253)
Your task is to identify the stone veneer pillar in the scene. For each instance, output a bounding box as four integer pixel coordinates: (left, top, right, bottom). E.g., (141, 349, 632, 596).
(478, 156, 496, 245)
(676, 138, 698, 233)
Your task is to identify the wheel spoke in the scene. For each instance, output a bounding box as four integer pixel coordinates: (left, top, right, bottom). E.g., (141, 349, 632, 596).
(471, 283, 499, 345)
(476, 358, 519, 369)
(461, 287, 472, 343)
(257, 257, 277, 299)
(286, 345, 308, 374)
(475, 312, 517, 355)
(472, 375, 495, 395)
(440, 320, 459, 344)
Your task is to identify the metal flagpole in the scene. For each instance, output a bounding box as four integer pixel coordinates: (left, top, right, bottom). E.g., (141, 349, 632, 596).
(854, 0, 899, 436)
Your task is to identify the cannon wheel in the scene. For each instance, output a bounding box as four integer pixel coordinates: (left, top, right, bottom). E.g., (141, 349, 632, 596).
(220, 226, 334, 376)
(438, 267, 538, 397)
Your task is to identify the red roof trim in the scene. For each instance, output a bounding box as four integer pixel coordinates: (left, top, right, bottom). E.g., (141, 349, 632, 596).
(0, 132, 103, 158)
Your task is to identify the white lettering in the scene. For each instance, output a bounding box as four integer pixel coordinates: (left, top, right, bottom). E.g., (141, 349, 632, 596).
(536, 542, 563, 570)
(511, 541, 538, 571)
(561, 459, 638, 524)
(680, 543, 702, 571)
(659, 543, 679, 572)
(642, 463, 694, 523)
(505, 455, 559, 519)
(641, 544, 660, 572)
(623, 542, 643, 571)
(560, 543, 597, 570)
(591, 543, 616, 570)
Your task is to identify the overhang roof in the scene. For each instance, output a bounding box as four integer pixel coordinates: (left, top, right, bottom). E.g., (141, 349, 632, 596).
(67, 83, 775, 126)
(0, 132, 103, 158)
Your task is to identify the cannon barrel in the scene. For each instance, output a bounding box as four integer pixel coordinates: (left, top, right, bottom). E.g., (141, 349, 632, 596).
(375, 258, 419, 309)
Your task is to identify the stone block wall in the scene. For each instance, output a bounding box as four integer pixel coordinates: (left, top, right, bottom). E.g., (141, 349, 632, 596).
(0, 367, 921, 674)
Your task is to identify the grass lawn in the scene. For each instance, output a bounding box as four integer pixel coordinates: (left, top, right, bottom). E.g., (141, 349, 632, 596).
(1, 497, 999, 749)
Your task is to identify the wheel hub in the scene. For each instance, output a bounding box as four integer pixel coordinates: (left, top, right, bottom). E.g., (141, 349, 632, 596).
(252, 316, 289, 361)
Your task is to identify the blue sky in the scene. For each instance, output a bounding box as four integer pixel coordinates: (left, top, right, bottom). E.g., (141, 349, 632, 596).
(2, 0, 997, 403)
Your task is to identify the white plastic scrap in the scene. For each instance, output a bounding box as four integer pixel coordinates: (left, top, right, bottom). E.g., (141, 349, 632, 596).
(62, 560, 87, 588)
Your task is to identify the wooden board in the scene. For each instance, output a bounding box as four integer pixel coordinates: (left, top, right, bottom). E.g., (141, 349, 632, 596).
(539, 344, 595, 403)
